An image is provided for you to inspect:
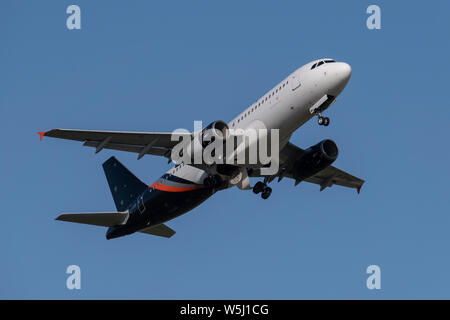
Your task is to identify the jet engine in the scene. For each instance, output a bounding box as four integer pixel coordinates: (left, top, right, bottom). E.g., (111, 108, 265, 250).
(200, 120, 230, 147)
(292, 139, 338, 181)
(178, 120, 230, 165)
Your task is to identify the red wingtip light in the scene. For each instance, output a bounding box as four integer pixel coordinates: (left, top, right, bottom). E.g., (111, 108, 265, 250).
(357, 187, 361, 194)
(38, 131, 46, 141)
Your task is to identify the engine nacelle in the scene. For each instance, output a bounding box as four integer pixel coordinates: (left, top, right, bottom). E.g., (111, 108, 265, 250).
(200, 120, 230, 147)
(293, 139, 338, 181)
(180, 120, 230, 164)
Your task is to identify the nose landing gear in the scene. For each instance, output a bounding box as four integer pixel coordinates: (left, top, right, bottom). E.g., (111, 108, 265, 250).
(252, 181, 272, 200)
(317, 113, 330, 126)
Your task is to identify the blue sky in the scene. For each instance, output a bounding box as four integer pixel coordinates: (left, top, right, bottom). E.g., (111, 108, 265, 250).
(1, 0, 450, 299)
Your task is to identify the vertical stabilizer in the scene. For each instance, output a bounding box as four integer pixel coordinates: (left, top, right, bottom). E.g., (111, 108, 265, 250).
(102, 157, 148, 211)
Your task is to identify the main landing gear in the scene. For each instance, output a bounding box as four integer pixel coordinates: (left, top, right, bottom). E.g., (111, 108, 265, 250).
(252, 181, 272, 200)
(204, 174, 222, 189)
(317, 113, 330, 126)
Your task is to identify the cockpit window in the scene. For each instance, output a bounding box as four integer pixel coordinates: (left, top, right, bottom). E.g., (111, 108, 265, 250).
(312, 59, 336, 70)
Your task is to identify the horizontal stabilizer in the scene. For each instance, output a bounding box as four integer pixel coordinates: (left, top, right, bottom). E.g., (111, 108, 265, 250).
(138, 224, 175, 238)
(56, 212, 129, 227)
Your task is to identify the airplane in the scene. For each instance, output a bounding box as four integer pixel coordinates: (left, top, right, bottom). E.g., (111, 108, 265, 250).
(39, 58, 364, 240)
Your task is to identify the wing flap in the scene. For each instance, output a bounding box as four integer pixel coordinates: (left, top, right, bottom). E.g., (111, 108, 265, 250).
(56, 212, 129, 227)
(138, 224, 176, 238)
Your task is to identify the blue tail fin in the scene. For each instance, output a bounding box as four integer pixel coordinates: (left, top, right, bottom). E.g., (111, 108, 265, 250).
(102, 157, 148, 211)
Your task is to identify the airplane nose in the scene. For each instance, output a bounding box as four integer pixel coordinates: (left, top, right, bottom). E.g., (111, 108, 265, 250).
(339, 62, 352, 83)
(327, 62, 352, 96)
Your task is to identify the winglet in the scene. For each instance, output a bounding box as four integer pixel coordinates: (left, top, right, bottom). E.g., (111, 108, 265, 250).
(357, 186, 361, 194)
(37, 131, 46, 141)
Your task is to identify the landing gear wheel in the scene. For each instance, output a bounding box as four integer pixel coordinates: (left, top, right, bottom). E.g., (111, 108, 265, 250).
(261, 187, 272, 200)
(253, 181, 265, 194)
(318, 116, 324, 125)
(323, 117, 330, 126)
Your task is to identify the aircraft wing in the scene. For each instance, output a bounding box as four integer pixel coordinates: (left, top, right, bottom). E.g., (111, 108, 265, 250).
(250, 142, 365, 192)
(41, 129, 192, 160)
(302, 165, 364, 191)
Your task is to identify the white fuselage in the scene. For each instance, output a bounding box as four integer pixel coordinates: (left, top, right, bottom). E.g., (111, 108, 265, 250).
(162, 58, 352, 186)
